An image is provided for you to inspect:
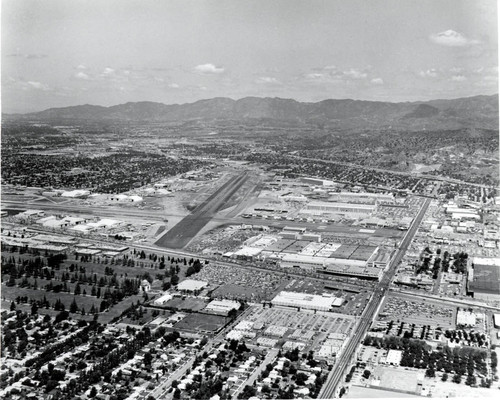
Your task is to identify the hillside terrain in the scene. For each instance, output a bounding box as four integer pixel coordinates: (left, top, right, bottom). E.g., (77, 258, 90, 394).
(4, 95, 499, 131)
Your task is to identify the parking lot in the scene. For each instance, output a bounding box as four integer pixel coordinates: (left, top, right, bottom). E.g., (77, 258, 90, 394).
(377, 294, 456, 329)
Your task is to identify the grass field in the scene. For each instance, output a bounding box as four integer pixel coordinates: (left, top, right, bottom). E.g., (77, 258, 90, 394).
(174, 313, 227, 333)
(164, 296, 208, 312)
(1, 284, 101, 312)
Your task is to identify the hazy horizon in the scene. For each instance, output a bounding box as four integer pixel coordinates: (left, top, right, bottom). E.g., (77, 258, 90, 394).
(2, 0, 498, 113)
(4, 92, 499, 115)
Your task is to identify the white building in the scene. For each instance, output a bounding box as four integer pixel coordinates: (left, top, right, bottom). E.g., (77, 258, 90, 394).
(204, 299, 241, 316)
(329, 191, 395, 204)
(456, 310, 476, 327)
(302, 201, 376, 216)
(177, 279, 208, 292)
(384, 349, 402, 365)
(271, 291, 342, 312)
(61, 190, 90, 198)
(154, 293, 173, 306)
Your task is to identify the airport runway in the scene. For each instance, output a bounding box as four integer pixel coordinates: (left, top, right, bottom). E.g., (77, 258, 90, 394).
(319, 197, 431, 399)
(2, 199, 404, 241)
(155, 171, 250, 249)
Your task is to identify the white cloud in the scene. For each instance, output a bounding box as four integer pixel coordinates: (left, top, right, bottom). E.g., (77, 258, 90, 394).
(451, 75, 467, 82)
(256, 76, 280, 84)
(429, 30, 480, 47)
(76, 64, 88, 70)
(103, 67, 115, 75)
(419, 69, 438, 78)
(168, 83, 180, 88)
(194, 63, 225, 74)
(343, 68, 368, 79)
(27, 81, 51, 91)
(305, 73, 326, 80)
(7, 53, 48, 59)
(370, 78, 384, 85)
(74, 71, 90, 80)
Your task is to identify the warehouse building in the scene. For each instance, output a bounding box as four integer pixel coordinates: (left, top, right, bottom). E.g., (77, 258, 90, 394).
(302, 201, 376, 216)
(467, 257, 500, 301)
(271, 291, 343, 312)
(329, 191, 395, 204)
(493, 314, 500, 329)
(177, 279, 208, 293)
(300, 177, 335, 186)
(204, 299, 241, 316)
(154, 293, 173, 306)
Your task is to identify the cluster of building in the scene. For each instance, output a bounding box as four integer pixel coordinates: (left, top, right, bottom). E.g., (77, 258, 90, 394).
(299, 191, 395, 218)
(226, 229, 391, 281)
(1, 231, 77, 254)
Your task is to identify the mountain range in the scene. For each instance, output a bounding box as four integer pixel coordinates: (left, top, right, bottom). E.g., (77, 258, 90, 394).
(5, 94, 499, 130)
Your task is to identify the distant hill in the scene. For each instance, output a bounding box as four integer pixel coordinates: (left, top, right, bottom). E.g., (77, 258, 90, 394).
(4, 94, 498, 130)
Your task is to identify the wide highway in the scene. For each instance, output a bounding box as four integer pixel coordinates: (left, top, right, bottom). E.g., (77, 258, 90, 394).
(319, 197, 431, 399)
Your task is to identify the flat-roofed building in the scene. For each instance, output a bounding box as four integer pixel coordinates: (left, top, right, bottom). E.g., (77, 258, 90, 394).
(204, 299, 241, 316)
(177, 279, 208, 293)
(15, 209, 45, 221)
(493, 314, 500, 329)
(300, 177, 335, 186)
(384, 349, 402, 365)
(468, 257, 500, 301)
(322, 262, 382, 281)
(329, 191, 395, 204)
(302, 201, 376, 215)
(456, 310, 477, 327)
(367, 251, 391, 269)
(154, 293, 173, 306)
(232, 246, 262, 261)
(279, 254, 327, 270)
(61, 190, 90, 198)
(271, 291, 342, 312)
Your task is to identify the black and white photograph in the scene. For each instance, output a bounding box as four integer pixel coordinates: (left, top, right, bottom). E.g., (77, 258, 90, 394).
(1, 1, 499, 399)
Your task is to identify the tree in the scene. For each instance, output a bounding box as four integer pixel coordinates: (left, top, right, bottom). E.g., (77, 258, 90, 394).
(363, 370, 371, 379)
(89, 386, 97, 398)
(452, 374, 462, 384)
(170, 275, 179, 285)
(465, 374, 476, 386)
(70, 298, 78, 314)
(442, 373, 448, 382)
(425, 367, 435, 378)
(144, 351, 153, 367)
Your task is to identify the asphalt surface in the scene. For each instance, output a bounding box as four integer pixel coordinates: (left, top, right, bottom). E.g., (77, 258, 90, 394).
(318, 197, 431, 399)
(155, 171, 249, 249)
(1, 200, 404, 239)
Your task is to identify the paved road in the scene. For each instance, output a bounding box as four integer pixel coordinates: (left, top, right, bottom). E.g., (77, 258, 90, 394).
(319, 197, 431, 399)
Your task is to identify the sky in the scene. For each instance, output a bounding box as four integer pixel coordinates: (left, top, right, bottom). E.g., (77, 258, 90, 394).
(1, 0, 498, 113)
